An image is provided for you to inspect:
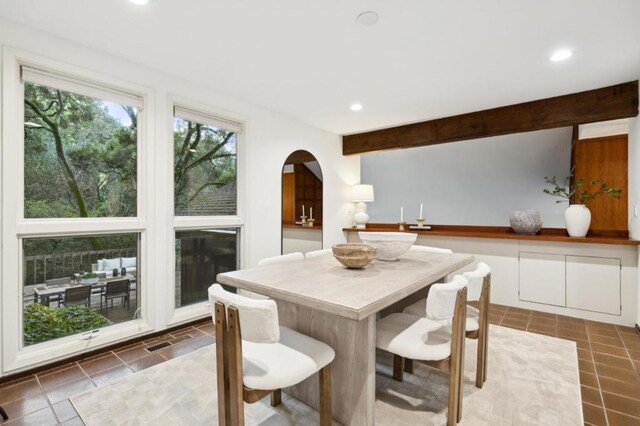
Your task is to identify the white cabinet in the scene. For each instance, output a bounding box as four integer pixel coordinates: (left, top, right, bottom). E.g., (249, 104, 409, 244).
(519, 252, 566, 307)
(518, 251, 622, 316)
(566, 256, 621, 315)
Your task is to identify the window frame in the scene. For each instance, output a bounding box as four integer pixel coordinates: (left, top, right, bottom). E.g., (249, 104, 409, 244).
(167, 96, 246, 326)
(1, 47, 156, 373)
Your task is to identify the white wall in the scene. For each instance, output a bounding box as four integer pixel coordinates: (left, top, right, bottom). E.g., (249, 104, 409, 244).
(0, 18, 360, 269)
(282, 228, 322, 254)
(361, 127, 571, 227)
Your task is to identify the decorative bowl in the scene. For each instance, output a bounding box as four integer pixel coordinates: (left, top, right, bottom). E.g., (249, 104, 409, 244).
(332, 244, 376, 269)
(358, 232, 417, 261)
(510, 210, 543, 235)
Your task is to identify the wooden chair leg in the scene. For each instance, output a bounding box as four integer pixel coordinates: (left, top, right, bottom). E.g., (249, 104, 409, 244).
(457, 331, 465, 423)
(214, 303, 230, 426)
(450, 286, 467, 425)
(483, 275, 491, 383)
(483, 321, 489, 383)
(447, 356, 458, 426)
(393, 355, 404, 382)
(270, 389, 282, 407)
(404, 358, 414, 374)
(475, 334, 484, 389)
(319, 364, 332, 426)
(0, 405, 8, 421)
(227, 308, 245, 426)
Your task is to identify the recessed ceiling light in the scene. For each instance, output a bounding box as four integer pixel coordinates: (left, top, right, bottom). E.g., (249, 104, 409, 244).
(128, 0, 149, 5)
(550, 49, 572, 62)
(350, 103, 363, 112)
(356, 11, 379, 27)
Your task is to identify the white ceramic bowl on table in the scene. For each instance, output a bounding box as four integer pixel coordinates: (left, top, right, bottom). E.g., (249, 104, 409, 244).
(358, 232, 417, 261)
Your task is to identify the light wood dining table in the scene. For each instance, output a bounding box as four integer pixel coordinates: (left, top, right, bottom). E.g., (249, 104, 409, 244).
(217, 250, 474, 425)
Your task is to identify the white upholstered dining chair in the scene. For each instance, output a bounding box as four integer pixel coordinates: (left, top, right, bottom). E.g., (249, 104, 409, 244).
(305, 248, 333, 259)
(258, 252, 304, 266)
(409, 245, 454, 254)
(377, 276, 468, 425)
(239, 252, 305, 299)
(209, 284, 335, 426)
(403, 263, 491, 388)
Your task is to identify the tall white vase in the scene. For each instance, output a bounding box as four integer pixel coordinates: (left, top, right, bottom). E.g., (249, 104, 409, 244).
(564, 204, 591, 237)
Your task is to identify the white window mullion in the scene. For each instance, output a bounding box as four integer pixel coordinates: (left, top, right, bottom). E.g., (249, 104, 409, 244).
(2, 49, 26, 373)
(173, 216, 243, 230)
(15, 218, 146, 237)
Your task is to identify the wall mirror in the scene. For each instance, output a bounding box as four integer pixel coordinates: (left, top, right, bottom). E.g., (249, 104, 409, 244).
(281, 150, 323, 254)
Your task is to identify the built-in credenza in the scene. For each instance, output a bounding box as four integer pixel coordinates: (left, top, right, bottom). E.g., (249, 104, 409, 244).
(346, 228, 639, 326)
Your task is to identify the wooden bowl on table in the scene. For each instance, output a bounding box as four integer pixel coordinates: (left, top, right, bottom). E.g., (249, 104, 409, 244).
(332, 244, 376, 269)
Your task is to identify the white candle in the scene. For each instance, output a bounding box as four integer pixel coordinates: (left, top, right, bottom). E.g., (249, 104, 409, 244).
(302, 204, 305, 217)
(419, 203, 423, 219)
(400, 207, 404, 222)
(310, 207, 313, 220)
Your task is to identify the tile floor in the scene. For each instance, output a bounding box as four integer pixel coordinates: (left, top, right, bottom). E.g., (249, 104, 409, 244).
(489, 305, 640, 426)
(0, 322, 215, 425)
(0, 305, 637, 425)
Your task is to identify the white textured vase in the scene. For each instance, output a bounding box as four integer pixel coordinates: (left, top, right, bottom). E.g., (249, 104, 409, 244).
(564, 204, 591, 237)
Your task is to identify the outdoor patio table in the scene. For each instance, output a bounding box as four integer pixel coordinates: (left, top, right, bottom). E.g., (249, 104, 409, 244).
(33, 274, 136, 308)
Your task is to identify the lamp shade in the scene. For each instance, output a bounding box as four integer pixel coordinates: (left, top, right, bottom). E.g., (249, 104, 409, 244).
(352, 184, 374, 202)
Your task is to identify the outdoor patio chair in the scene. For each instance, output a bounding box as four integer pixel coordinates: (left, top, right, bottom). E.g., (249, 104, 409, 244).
(102, 279, 130, 311)
(0, 404, 8, 421)
(41, 277, 69, 307)
(59, 285, 92, 309)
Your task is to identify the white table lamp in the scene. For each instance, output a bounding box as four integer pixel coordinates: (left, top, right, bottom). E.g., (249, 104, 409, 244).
(352, 184, 375, 229)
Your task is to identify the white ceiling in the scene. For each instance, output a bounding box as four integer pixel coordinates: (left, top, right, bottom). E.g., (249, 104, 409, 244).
(1, 0, 639, 135)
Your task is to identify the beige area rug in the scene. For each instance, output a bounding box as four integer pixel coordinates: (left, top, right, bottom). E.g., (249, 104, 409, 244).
(71, 325, 582, 425)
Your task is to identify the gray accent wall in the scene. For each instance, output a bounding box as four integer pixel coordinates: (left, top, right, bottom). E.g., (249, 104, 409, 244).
(360, 127, 572, 227)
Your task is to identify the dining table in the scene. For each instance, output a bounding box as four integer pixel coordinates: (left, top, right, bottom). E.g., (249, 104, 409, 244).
(217, 250, 474, 425)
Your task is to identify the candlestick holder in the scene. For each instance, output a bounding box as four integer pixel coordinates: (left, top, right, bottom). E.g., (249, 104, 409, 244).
(398, 221, 407, 231)
(416, 218, 426, 228)
(306, 218, 315, 227)
(300, 215, 308, 224)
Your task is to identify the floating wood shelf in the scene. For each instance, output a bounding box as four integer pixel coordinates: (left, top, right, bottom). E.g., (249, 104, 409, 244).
(343, 223, 640, 246)
(283, 221, 322, 230)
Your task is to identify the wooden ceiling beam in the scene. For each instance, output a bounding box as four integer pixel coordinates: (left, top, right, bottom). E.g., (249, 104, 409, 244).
(342, 80, 639, 155)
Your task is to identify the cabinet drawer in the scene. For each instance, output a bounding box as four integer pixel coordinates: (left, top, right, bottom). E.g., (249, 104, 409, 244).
(519, 252, 566, 307)
(566, 256, 621, 315)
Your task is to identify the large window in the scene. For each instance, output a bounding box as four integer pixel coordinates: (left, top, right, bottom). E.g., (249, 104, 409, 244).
(172, 106, 242, 313)
(173, 107, 238, 216)
(1, 60, 149, 372)
(22, 233, 141, 347)
(174, 228, 239, 307)
(23, 69, 141, 219)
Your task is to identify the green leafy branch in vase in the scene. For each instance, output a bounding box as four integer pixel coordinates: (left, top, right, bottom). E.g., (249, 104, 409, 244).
(543, 175, 622, 204)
